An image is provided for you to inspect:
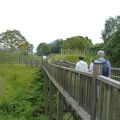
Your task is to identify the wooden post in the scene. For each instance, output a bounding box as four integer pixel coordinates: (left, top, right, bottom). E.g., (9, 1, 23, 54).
(49, 81, 54, 120)
(11, 56, 12, 64)
(57, 92, 63, 120)
(26, 58, 28, 66)
(19, 56, 20, 64)
(31, 59, 33, 67)
(69, 71, 72, 96)
(36, 59, 38, 67)
(91, 61, 102, 120)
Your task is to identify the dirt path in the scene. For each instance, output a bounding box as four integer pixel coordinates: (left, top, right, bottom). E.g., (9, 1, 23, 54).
(0, 77, 5, 98)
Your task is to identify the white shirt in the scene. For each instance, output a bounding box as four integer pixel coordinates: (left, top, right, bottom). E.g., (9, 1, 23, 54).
(89, 62, 93, 73)
(75, 60, 88, 72)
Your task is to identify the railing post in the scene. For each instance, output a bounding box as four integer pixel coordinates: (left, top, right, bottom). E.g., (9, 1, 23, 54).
(19, 56, 20, 64)
(36, 59, 38, 67)
(91, 61, 102, 120)
(31, 59, 33, 67)
(57, 92, 63, 120)
(26, 58, 28, 67)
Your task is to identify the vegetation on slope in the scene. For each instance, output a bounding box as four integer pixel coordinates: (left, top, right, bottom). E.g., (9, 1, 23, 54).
(49, 54, 97, 65)
(0, 64, 48, 120)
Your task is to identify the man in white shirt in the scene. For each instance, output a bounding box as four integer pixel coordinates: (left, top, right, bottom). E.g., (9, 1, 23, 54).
(75, 56, 88, 72)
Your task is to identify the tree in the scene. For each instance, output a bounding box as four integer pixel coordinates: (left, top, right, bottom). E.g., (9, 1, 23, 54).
(63, 36, 87, 51)
(0, 30, 33, 51)
(101, 16, 120, 44)
(49, 39, 63, 53)
(36, 43, 50, 56)
(105, 28, 120, 67)
(85, 37, 93, 50)
(89, 43, 104, 53)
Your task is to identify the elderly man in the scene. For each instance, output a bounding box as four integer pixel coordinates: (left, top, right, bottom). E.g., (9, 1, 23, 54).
(96, 50, 111, 77)
(75, 56, 88, 72)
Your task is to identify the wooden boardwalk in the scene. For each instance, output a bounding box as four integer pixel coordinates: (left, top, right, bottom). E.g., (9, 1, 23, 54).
(42, 60, 120, 120)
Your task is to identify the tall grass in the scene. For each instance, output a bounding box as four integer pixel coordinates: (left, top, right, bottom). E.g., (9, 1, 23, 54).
(0, 64, 48, 120)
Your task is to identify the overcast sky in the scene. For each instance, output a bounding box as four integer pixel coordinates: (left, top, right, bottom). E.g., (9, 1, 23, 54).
(0, 0, 120, 52)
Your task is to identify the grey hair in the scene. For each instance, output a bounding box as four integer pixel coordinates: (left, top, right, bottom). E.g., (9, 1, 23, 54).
(97, 50, 104, 57)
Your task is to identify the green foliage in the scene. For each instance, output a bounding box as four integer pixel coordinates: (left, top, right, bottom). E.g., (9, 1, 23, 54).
(90, 43, 104, 53)
(36, 43, 50, 56)
(0, 64, 48, 120)
(50, 54, 97, 65)
(105, 28, 120, 67)
(85, 37, 93, 50)
(49, 39, 63, 53)
(37, 36, 93, 55)
(102, 16, 120, 44)
(0, 30, 33, 51)
(63, 36, 88, 51)
(21, 51, 29, 56)
(102, 16, 120, 67)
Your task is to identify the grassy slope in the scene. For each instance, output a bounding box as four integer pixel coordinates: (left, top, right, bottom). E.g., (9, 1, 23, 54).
(0, 64, 48, 120)
(0, 64, 36, 98)
(0, 76, 5, 97)
(49, 54, 97, 65)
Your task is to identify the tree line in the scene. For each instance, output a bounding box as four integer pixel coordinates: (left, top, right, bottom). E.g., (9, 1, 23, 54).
(36, 15, 120, 67)
(36, 36, 96, 55)
(0, 16, 120, 67)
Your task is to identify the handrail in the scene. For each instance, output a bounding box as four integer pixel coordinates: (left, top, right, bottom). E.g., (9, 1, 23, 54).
(42, 60, 120, 120)
(97, 75, 120, 89)
(52, 60, 120, 81)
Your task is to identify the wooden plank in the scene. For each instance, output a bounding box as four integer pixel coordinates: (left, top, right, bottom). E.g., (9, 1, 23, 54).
(101, 84, 107, 120)
(97, 76, 120, 89)
(91, 62, 102, 120)
(97, 81, 103, 120)
(57, 92, 63, 120)
(106, 86, 112, 120)
(49, 81, 54, 120)
(112, 88, 120, 120)
(69, 70, 72, 96)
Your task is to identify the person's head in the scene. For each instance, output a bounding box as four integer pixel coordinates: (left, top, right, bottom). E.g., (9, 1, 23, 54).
(91, 59, 94, 63)
(79, 56, 84, 60)
(97, 50, 104, 58)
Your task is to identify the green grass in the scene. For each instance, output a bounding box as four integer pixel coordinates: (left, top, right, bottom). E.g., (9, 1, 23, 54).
(49, 54, 97, 65)
(0, 64, 48, 120)
(0, 64, 36, 98)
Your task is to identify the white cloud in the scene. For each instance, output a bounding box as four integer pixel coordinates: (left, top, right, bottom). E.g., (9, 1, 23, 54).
(0, 0, 120, 51)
